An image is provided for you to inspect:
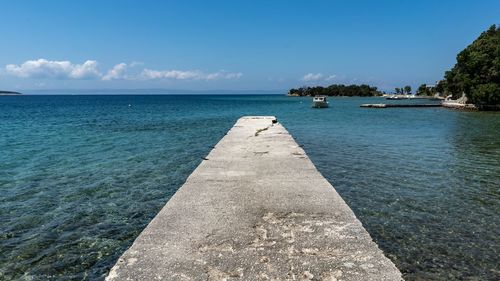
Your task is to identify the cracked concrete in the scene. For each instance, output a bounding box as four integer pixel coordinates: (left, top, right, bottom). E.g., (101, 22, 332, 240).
(106, 116, 402, 281)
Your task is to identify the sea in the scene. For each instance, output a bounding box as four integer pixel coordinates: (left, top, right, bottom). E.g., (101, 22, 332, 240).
(1, 93, 499, 280)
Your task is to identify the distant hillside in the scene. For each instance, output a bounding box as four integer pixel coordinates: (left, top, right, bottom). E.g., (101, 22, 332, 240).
(0, 91, 22, 95)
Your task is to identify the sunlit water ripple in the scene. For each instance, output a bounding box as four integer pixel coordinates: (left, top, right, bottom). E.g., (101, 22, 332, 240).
(0, 94, 498, 280)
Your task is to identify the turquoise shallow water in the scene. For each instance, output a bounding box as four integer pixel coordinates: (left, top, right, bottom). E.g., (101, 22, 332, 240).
(0, 94, 499, 280)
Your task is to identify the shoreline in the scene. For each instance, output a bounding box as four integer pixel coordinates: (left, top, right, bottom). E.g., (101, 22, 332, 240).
(442, 102, 500, 111)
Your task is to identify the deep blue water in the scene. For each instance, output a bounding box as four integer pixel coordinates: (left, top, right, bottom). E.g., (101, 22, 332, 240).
(0, 94, 499, 280)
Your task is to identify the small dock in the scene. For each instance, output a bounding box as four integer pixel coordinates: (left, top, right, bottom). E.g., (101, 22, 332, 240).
(361, 103, 442, 108)
(107, 116, 402, 280)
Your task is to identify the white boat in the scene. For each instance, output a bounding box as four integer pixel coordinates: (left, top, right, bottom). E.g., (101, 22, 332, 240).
(312, 95, 328, 108)
(386, 96, 408, 100)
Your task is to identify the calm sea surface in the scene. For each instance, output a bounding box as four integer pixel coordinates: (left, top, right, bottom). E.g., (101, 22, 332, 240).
(1, 94, 499, 280)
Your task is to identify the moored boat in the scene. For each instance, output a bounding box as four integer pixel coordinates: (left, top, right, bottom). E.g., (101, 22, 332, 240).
(386, 96, 408, 100)
(312, 95, 328, 108)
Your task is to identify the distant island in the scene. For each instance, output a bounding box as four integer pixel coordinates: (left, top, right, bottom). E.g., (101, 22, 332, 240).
(0, 91, 22, 96)
(287, 84, 382, 97)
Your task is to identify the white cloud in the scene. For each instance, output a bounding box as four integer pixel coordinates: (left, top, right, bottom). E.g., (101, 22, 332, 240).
(141, 69, 201, 80)
(301, 73, 323, 81)
(129, 61, 144, 67)
(4, 59, 242, 82)
(205, 71, 242, 80)
(140, 69, 242, 81)
(102, 63, 128, 80)
(325, 74, 337, 81)
(5, 59, 101, 79)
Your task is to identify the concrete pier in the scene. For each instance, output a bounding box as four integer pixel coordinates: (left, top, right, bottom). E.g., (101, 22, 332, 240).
(360, 103, 442, 108)
(107, 116, 402, 280)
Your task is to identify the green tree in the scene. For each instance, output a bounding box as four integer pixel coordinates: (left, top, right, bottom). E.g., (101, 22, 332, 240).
(443, 24, 500, 104)
(416, 84, 428, 96)
(404, 85, 412, 95)
(416, 84, 436, 96)
(435, 80, 447, 96)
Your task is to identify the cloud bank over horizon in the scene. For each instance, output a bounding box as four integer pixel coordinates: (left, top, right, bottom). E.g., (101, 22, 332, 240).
(4, 59, 243, 82)
(3, 59, 388, 91)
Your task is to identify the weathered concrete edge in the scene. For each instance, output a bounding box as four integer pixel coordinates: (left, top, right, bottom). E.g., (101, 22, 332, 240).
(106, 116, 402, 280)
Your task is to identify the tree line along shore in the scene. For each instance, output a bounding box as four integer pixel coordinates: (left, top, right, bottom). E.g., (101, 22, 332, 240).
(288, 25, 499, 110)
(287, 84, 382, 97)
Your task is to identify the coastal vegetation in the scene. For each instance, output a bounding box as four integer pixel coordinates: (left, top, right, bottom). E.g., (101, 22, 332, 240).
(287, 84, 382, 97)
(435, 25, 500, 105)
(416, 84, 438, 96)
(394, 86, 412, 95)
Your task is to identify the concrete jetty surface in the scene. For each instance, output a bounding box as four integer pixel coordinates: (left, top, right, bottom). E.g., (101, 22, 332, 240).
(107, 116, 402, 280)
(360, 103, 442, 108)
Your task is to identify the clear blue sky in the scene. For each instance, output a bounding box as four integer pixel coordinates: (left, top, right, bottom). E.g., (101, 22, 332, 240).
(0, 0, 498, 92)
